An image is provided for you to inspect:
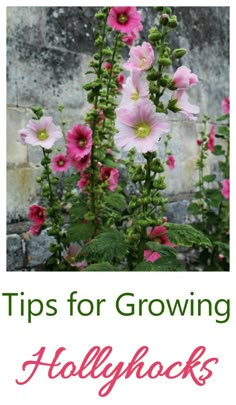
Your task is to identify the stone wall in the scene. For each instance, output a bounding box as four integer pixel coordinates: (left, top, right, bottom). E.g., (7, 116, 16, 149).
(6, 7, 229, 270)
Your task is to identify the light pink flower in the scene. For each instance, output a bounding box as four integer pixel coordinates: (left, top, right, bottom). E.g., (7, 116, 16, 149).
(64, 243, 87, 270)
(124, 42, 154, 71)
(175, 89, 200, 120)
(221, 179, 230, 199)
(167, 155, 175, 169)
(222, 97, 230, 114)
(69, 153, 91, 172)
(66, 124, 92, 160)
(115, 99, 170, 153)
(207, 124, 216, 152)
(173, 66, 198, 89)
(29, 224, 42, 236)
(107, 7, 142, 34)
(19, 116, 63, 149)
(28, 205, 46, 225)
(144, 250, 161, 263)
(121, 70, 149, 104)
(77, 173, 90, 192)
(52, 153, 70, 172)
(100, 167, 119, 191)
(147, 226, 176, 247)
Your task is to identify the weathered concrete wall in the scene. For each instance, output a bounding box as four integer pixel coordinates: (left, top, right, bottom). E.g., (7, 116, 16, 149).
(6, 7, 229, 270)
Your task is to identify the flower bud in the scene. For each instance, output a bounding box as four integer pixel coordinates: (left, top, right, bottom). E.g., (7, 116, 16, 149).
(197, 139, 203, 146)
(147, 71, 159, 81)
(164, 7, 172, 15)
(158, 57, 172, 66)
(95, 12, 105, 19)
(172, 48, 187, 59)
(168, 16, 178, 28)
(150, 159, 164, 173)
(160, 13, 169, 25)
(148, 32, 162, 42)
(160, 75, 173, 87)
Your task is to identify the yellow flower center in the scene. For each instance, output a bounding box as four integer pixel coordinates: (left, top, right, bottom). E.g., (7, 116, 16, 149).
(118, 13, 128, 24)
(139, 57, 147, 68)
(135, 122, 151, 138)
(131, 91, 139, 101)
(58, 160, 64, 166)
(37, 129, 49, 141)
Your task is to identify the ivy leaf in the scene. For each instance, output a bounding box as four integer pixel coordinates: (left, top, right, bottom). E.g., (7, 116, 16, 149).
(203, 174, 216, 182)
(84, 262, 115, 271)
(104, 192, 127, 211)
(165, 223, 212, 248)
(81, 230, 128, 261)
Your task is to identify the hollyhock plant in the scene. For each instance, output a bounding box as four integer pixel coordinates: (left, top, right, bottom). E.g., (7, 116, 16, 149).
(207, 124, 216, 152)
(124, 42, 154, 71)
(107, 7, 142, 34)
(66, 124, 92, 160)
(52, 153, 70, 172)
(121, 71, 149, 104)
(172, 66, 198, 89)
(174, 89, 200, 120)
(100, 167, 119, 191)
(221, 179, 230, 199)
(28, 204, 46, 225)
(167, 155, 175, 169)
(29, 224, 42, 236)
(222, 97, 230, 114)
(115, 99, 170, 153)
(19, 116, 63, 148)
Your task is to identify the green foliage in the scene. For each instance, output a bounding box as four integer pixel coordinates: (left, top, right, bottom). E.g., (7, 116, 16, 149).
(104, 192, 127, 211)
(80, 230, 128, 262)
(203, 174, 216, 183)
(67, 222, 95, 243)
(134, 256, 185, 271)
(188, 202, 202, 215)
(84, 262, 115, 271)
(146, 242, 176, 256)
(166, 223, 212, 248)
(212, 145, 225, 156)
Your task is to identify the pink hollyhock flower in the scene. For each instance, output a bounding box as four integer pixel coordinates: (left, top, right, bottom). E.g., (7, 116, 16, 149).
(173, 66, 198, 89)
(124, 42, 154, 71)
(100, 167, 119, 191)
(207, 124, 216, 152)
(122, 22, 143, 45)
(144, 250, 161, 263)
(64, 243, 87, 270)
(29, 224, 42, 236)
(221, 179, 230, 199)
(66, 124, 92, 160)
(218, 254, 225, 261)
(69, 153, 91, 172)
(107, 7, 142, 34)
(19, 116, 63, 149)
(167, 154, 175, 169)
(115, 99, 170, 153)
(222, 97, 230, 114)
(28, 205, 46, 225)
(174, 89, 200, 120)
(103, 62, 111, 71)
(52, 153, 70, 172)
(147, 225, 176, 247)
(121, 70, 149, 104)
(197, 139, 203, 146)
(77, 173, 90, 192)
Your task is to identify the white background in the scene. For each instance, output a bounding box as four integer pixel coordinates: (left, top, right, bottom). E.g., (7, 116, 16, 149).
(1, 1, 235, 404)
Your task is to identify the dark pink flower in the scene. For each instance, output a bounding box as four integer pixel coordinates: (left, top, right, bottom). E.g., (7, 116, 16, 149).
(167, 155, 175, 169)
(52, 153, 70, 172)
(222, 97, 230, 114)
(221, 179, 230, 199)
(218, 254, 225, 261)
(103, 62, 111, 71)
(77, 173, 90, 192)
(117, 74, 125, 85)
(207, 124, 216, 152)
(173, 66, 198, 89)
(122, 22, 143, 46)
(29, 224, 42, 236)
(147, 226, 176, 247)
(100, 167, 119, 191)
(69, 153, 91, 172)
(28, 205, 46, 225)
(197, 139, 203, 146)
(66, 124, 92, 160)
(107, 7, 142, 34)
(144, 250, 161, 263)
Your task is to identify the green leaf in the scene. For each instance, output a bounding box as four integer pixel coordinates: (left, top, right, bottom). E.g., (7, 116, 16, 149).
(165, 223, 212, 248)
(84, 262, 115, 271)
(67, 221, 95, 243)
(188, 202, 202, 215)
(133, 261, 154, 271)
(103, 158, 119, 168)
(104, 192, 127, 211)
(216, 114, 229, 122)
(217, 126, 229, 138)
(69, 202, 87, 221)
(146, 242, 176, 257)
(81, 230, 128, 261)
(133, 256, 186, 272)
(212, 145, 225, 156)
(205, 189, 223, 207)
(203, 174, 216, 182)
